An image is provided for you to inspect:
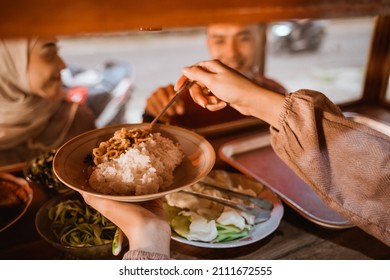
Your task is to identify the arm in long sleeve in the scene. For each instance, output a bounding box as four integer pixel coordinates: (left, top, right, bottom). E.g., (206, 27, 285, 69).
(270, 89, 390, 246)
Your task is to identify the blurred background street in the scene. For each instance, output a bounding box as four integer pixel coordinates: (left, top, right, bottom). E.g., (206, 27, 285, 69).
(59, 17, 373, 123)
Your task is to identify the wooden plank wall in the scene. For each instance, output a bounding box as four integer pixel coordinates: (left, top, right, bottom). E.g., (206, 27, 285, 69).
(0, 0, 389, 37)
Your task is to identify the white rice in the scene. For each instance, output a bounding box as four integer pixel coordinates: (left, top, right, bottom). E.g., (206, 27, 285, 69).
(88, 133, 184, 195)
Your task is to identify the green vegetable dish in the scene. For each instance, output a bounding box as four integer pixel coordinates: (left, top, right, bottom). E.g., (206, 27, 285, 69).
(48, 199, 117, 247)
(164, 203, 253, 243)
(24, 149, 67, 194)
(164, 170, 267, 243)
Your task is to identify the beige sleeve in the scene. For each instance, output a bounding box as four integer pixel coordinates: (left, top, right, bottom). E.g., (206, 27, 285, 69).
(122, 250, 172, 260)
(269, 89, 390, 246)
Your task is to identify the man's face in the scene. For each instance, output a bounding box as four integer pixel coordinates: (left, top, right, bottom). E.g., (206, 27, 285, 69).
(207, 23, 259, 78)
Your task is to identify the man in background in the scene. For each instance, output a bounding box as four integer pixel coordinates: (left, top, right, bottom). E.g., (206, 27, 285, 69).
(143, 23, 286, 129)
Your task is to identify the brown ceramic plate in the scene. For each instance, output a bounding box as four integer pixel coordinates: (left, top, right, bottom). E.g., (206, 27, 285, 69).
(0, 172, 33, 232)
(53, 123, 215, 202)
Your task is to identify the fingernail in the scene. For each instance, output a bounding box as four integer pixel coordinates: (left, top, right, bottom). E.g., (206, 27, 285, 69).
(182, 66, 191, 74)
(207, 96, 218, 105)
(177, 106, 185, 115)
(198, 99, 206, 108)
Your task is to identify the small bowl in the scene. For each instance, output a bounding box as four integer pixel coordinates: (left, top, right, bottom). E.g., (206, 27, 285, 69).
(35, 191, 122, 259)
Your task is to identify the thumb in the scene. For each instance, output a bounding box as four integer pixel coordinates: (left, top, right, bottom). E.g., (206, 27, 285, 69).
(175, 99, 185, 115)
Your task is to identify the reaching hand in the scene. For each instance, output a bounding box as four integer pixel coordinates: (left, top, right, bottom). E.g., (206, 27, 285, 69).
(174, 60, 260, 116)
(145, 84, 185, 121)
(81, 194, 171, 256)
(175, 60, 285, 129)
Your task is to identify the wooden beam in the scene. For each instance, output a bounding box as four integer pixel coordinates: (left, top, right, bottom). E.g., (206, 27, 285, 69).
(0, 0, 389, 37)
(362, 15, 390, 104)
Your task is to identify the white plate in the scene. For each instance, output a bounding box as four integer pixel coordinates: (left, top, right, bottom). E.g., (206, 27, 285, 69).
(53, 123, 215, 202)
(169, 171, 284, 248)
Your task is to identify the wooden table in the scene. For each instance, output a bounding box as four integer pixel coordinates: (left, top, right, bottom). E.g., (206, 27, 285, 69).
(1, 121, 389, 260)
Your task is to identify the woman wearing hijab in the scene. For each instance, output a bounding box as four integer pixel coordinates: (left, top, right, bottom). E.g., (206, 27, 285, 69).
(0, 37, 96, 167)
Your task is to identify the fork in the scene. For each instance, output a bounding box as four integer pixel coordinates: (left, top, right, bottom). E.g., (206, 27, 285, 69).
(180, 189, 272, 223)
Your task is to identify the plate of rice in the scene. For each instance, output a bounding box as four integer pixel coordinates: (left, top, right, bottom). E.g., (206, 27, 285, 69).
(53, 123, 215, 202)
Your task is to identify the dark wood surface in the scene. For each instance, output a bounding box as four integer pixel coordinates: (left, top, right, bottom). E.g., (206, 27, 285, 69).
(1, 108, 389, 260)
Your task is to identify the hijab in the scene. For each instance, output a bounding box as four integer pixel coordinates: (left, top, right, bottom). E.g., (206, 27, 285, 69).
(0, 38, 77, 153)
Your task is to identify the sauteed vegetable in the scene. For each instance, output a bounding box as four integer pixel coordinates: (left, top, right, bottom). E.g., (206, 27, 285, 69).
(48, 198, 117, 248)
(24, 149, 67, 194)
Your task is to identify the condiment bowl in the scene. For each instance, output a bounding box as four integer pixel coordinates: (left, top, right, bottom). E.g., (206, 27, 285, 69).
(35, 191, 123, 259)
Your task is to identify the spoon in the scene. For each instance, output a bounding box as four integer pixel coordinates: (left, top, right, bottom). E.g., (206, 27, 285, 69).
(199, 176, 273, 210)
(148, 80, 194, 130)
(180, 189, 272, 223)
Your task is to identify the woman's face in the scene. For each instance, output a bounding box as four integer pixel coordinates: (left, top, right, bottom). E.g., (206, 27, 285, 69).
(28, 37, 66, 99)
(206, 23, 259, 79)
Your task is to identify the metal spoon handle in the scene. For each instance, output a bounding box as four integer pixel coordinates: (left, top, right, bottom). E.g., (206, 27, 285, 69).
(149, 80, 194, 130)
(180, 189, 271, 223)
(200, 177, 273, 210)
